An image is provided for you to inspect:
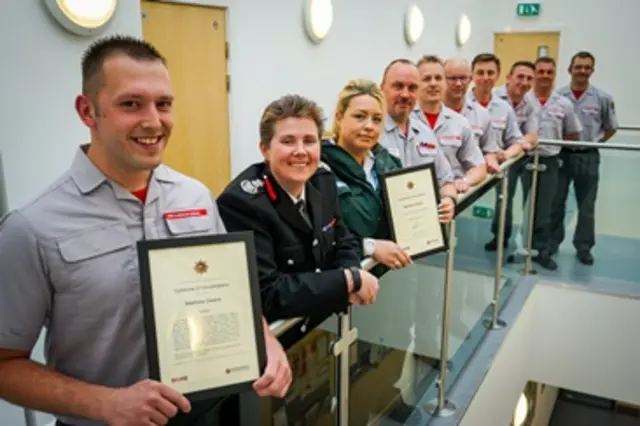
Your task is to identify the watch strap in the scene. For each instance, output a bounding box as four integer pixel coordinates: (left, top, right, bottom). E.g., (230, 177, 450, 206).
(348, 267, 362, 292)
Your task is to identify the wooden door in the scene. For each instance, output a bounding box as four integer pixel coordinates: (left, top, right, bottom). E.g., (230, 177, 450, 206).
(494, 32, 560, 87)
(141, 1, 230, 195)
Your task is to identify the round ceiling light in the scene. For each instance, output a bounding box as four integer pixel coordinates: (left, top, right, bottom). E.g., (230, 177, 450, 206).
(456, 14, 472, 46)
(44, 0, 118, 37)
(304, 0, 334, 44)
(404, 4, 425, 46)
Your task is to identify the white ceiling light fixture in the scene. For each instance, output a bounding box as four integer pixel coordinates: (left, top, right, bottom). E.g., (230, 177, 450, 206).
(304, 0, 334, 44)
(44, 0, 118, 37)
(404, 3, 425, 46)
(456, 13, 472, 47)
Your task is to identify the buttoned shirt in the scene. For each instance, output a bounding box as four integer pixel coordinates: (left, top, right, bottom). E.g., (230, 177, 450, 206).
(466, 91, 524, 149)
(379, 113, 455, 185)
(412, 105, 485, 178)
(0, 145, 226, 426)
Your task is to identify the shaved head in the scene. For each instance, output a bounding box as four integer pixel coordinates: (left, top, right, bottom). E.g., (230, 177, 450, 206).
(443, 57, 472, 106)
(444, 57, 470, 72)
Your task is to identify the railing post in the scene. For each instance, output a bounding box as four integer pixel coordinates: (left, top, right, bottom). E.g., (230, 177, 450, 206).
(484, 170, 509, 330)
(425, 219, 457, 417)
(24, 408, 36, 426)
(523, 148, 542, 275)
(331, 310, 357, 426)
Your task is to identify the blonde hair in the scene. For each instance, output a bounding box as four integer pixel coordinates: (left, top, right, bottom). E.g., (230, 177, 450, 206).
(324, 79, 386, 141)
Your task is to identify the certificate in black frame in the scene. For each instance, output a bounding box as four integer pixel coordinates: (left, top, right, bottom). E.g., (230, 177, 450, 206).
(137, 231, 266, 403)
(380, 162, 449, 260)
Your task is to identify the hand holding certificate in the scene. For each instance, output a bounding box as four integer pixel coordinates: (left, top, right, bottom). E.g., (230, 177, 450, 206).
(137, 232, 266, 402)
(380, 163, 448, 259)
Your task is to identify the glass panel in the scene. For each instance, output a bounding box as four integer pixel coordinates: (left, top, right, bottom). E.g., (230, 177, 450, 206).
(527, 132, 640, 284)
(260, 318, 337, 426)
(348, 263, 443, 425)
(433, 176, 521, 400)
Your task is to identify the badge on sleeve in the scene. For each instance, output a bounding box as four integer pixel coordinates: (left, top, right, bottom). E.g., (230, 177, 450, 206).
(240, 179, 264, 194)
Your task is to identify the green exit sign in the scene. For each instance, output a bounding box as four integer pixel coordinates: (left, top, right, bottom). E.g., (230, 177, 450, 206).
(517, 2, 541, 16)
(472, 206, 494, 219)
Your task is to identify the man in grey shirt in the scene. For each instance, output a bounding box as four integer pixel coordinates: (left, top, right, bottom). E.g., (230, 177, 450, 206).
(0, 36, 291, 426)
(379, 58, 458, 224)
(467, 53, 527, 251)
(551, 51, 618, 265)
(524, 57, 582, 270)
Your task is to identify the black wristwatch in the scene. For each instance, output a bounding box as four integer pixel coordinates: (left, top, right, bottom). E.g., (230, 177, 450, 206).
(348, 267, 362, 292)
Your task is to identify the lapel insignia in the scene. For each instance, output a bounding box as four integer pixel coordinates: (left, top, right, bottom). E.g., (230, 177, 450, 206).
(240, 179, 264, 194)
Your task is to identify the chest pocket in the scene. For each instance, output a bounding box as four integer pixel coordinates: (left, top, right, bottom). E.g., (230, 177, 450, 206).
(55, 222, 137, 309)
(438, 135, 462, 148)
(163, 211, 214, 237)
(582, 106, 600, 117)
(540, 110, 564, 130)
(491, 120, 507, 140)
(415, 142, 437, 158)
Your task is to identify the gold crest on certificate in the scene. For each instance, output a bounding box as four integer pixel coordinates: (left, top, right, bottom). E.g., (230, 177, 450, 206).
(380, 163, 448, 259)
(137, 232, 266, 402)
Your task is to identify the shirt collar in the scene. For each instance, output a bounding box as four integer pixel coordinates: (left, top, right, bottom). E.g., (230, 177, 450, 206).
(70, 144, 178, 195)
(384, 112, 419, 135)
(286, 186, 306, 205)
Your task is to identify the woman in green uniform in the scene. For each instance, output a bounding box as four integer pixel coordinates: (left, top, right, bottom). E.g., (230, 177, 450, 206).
(321, 79, 412, 270)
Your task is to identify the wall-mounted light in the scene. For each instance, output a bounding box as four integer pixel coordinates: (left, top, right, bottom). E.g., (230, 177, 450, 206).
(456, 14, 472, 47)
(303, 0, 333, 44)
(404, 4, 424, 46)
(44, 0, 118, 37)
(513, 393, 529, 426)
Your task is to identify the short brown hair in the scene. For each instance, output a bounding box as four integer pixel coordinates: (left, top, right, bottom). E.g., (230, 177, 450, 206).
(535, 56, 556, 67)
(259, 95, 325, 147)
(81, 35, 166, 100)
(471, 53, 501, 73)
(509, 60, 535, 74)
(381, 58, 414, 84)
(570, 51, 595, 68)
(416, 55, 444, 68)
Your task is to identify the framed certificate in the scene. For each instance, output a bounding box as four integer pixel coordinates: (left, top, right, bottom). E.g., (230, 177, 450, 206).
(380, 163, 448, 259)
(137, 231, 266, 402)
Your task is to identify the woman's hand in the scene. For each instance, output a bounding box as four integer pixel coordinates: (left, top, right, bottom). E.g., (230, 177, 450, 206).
(372, 239, 412, 269)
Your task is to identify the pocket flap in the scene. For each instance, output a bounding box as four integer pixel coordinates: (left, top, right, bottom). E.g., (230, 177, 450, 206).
(58, 223, 131, 263)
(165, 215, 214, 236)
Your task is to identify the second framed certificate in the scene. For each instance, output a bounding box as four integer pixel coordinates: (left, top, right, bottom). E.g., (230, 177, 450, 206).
(137, 231, 266, 402)
(380, 163, 448, 259)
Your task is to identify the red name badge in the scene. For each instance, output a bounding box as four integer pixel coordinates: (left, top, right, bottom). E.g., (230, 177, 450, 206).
(163, 209, 207, 220)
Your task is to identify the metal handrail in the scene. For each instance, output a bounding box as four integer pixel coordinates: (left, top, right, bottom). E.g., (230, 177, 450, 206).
(618, 125, 640, 132)
(537, 139, 640, 151)
(457, 151, 525, 204)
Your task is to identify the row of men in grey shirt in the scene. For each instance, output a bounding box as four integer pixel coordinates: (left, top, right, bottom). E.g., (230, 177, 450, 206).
(376, 51, 617, 271)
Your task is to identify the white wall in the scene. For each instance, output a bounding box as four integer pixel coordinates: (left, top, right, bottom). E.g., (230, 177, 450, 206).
(1, 0, 637, 208)
(460, 283, 640, 426)
(0, 1, 637, 422)
(0, 1, 141, 208)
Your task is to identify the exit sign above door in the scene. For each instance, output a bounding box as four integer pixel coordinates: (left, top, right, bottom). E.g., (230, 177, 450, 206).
(517, 2, 541, 16)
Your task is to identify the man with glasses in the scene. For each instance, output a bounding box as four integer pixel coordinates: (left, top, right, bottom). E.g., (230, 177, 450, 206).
(443, 57, 501, 174)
